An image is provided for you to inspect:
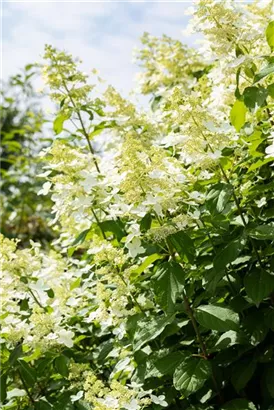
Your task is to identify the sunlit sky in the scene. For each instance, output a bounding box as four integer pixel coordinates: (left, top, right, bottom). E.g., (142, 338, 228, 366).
(2, 1, 199, 95)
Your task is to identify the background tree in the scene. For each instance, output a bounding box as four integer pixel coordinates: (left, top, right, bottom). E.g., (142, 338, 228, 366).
(0, 65, 54, 245)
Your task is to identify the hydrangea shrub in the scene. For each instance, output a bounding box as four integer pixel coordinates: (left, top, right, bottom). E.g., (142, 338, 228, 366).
(1, 1, 274, 409)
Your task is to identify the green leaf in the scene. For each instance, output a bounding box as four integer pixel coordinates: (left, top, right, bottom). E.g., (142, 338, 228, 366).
(9, 344, 23, 365)
(133, 314, 175, 351)
(134, 253, 163, 276)
(35, 399, 53, 410)
(100, 219, 125, 241)
(89, 120, 116, 139)
(248, 157, 274, 172)
(0, 372, 7, 402)
(243, 311, 268, 345)
(140, 213, 152, 232)
(97, 341, 114, 364)
(36, 357, 53, 375)
(206, 183, 233, 214)
(196, 305, 240, 332)
(70, 277, 81, 291)
(235, 67, 241, 99)
(254, 64, 274, 83)
(230, 100, 247, 132)
(22, 348, 42, 363)
(146, 351, 187, 378)
(244, 269, 274, 305)
(151, 95, 162, 111)
(265, 363, 274, 397)
(213, 330, 246, 351)
(53, 113, 68, 135)
(60, 97, 66, 108)
(153, 261, 185, 312)
(248, 224, 274, 240)
(47, 288, 54, 298)
(231, 358, 257, 392)
(243, 86, 268, 109)
(266, 21, 274, 51)
(167, 231, 195, 263)
(173, 356, 211, 396)
(214, 238, 245, 272)
(71, 228, 91, 247)
(54, 355, 69, 377)
(264, 308, 274, 330)
(268, 83, 274, 98)
(221, 399, 256, 410)
(80, 105, 94, 120)
(18, 359, 37, 387)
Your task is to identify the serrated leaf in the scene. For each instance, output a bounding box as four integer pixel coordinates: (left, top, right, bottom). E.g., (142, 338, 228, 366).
(214, 238, 245, 272)
(266, 21, 274, 51)
(231, 358, 257, 392)
(133, 314, 175, 351)
(248, 224, 274, 240)
(173, 356, 211, 396)
(230, 100, 247, 132)
(221, 399, 256, 410)
(196, 305, 240, 332)
(153, 261, 185, 312)
(244, 269, 274, 305)
(54, 355, 69, 377)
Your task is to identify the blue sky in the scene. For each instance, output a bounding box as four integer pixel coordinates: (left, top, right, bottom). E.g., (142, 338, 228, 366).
(2, 1, 198, 95)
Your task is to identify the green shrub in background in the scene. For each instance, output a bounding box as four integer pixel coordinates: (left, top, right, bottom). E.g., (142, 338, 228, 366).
(1, 1, 274, 409)
(0, 65, 54, 245)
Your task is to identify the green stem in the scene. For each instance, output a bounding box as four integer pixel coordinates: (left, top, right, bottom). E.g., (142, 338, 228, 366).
(164, 224, 223, 400)
(199, 218, 237, 296)
(18, 369, 35, 404)
(182, 290, 208, 358)
(116, 269, 145, 313)
(28, 288, 47, 312)
(62, 82, 101, 173)
(91, 208, 106, 240)
(53, 57, 101, 173)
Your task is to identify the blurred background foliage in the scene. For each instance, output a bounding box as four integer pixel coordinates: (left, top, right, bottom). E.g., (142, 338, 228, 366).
(0, 65, 55, 247)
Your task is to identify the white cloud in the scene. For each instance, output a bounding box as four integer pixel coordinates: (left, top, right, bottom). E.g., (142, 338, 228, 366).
(2, 1, 196, 96)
